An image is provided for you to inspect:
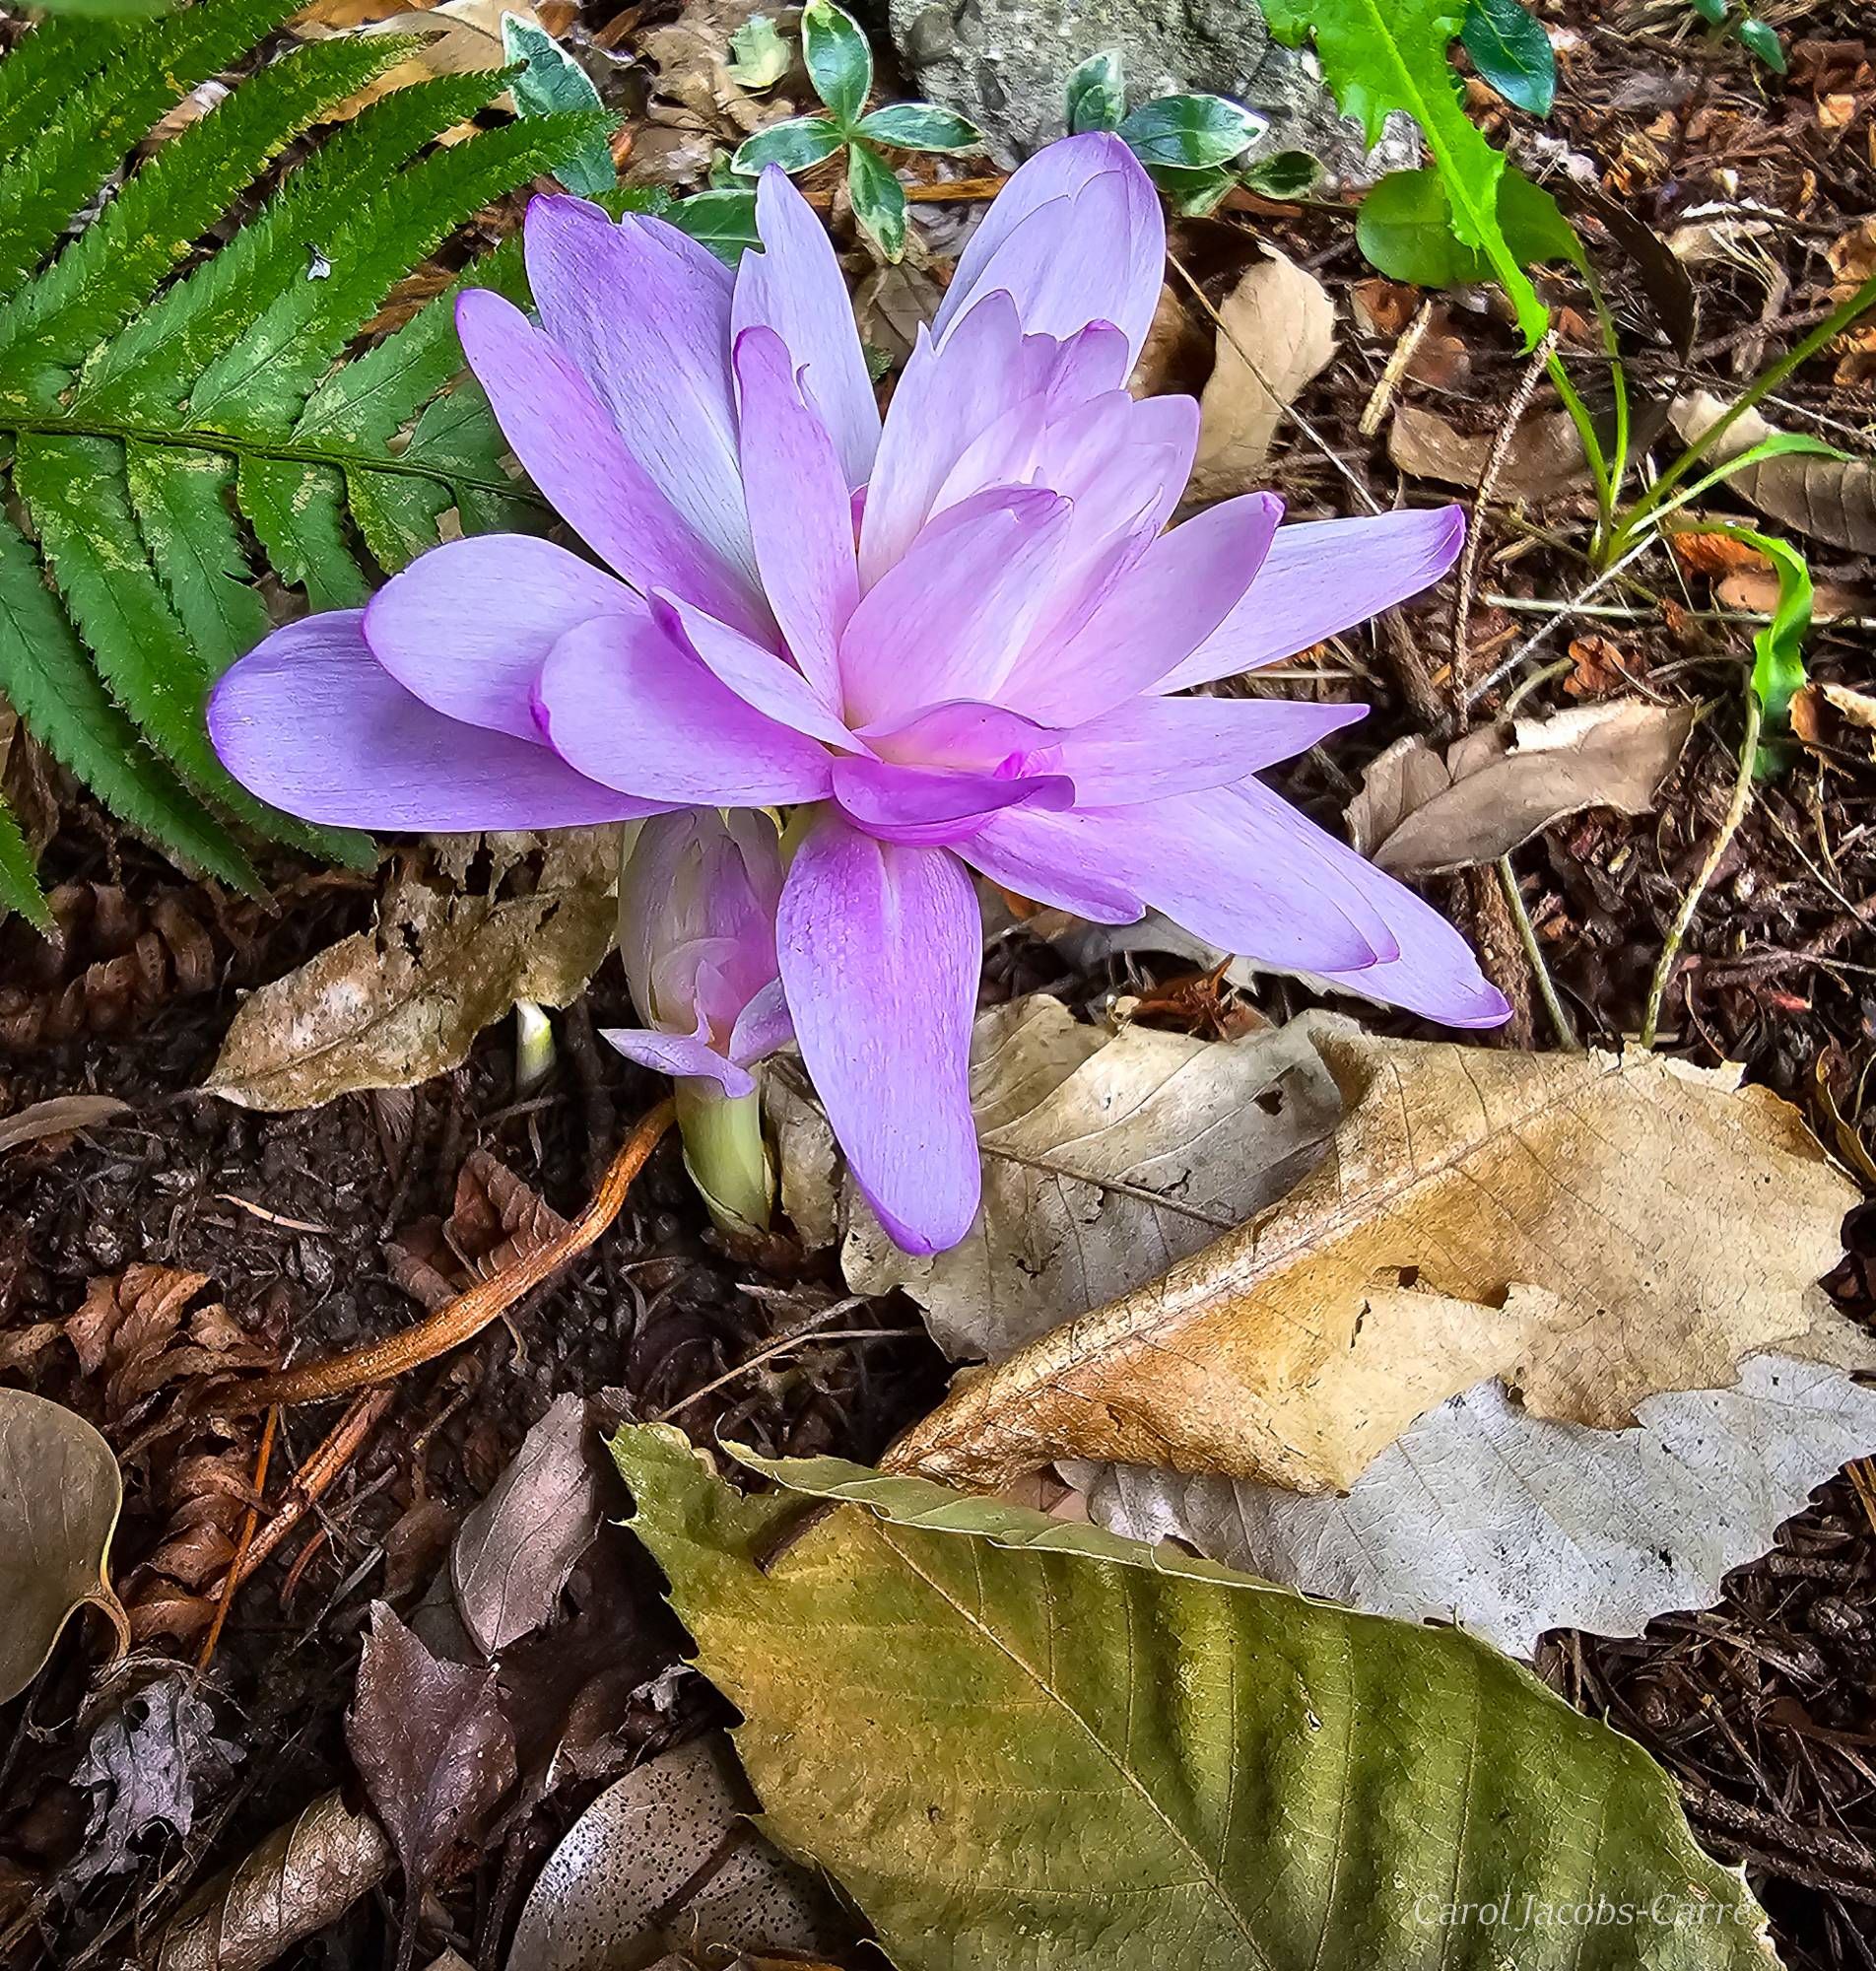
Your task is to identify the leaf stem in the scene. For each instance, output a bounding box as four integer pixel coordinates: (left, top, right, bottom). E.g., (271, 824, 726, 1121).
(1498, 856, 1576, 1050)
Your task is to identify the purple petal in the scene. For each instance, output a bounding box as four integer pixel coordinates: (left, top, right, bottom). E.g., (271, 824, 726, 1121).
(732, 325, 859, 709)
(360, 535, 638, 742)
(601, 1023, 755, 1098)
(728, 977, 793, 1066)
(1007, 492, 1284, 723)
(830, 755, 1073, 846)
(962, 791, 1396, 974)
(1160, 508, 1467, 692)
(952, 808, 1147, 925)
(1040, 320, 1131, 405)
(1225, 782, 1512, 1028)
(931, 133, 1163, 367)
(733, 168, 881, 488)
(858, 700, 1058, 769)
(655, 593, 857, 753)
(523, 195, 754, 581)
(209, 613, 658, 830)
(534, 613, 834, 805)
(455, 289, 766, 637)
(858, 295, 1035, 586)
(1053, 695, 1369, 804)
(777, 818, 981, 1254)
(839, 486, 1072, 726)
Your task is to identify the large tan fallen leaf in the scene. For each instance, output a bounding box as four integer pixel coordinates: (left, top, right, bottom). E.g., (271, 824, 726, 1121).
(0, 1391, 129, 1702)
(1388, 403, 1590, 499)
(1670, 390, 1876, 553)
(1074, 1350, 1876, 1659)
(1345, 699, 1697, 875)
(206, 831, 619, 1110)
(827, 996, 1342, 1360)
(1188, 250, 1336, 496)
(888, 1014, 1863, 1492)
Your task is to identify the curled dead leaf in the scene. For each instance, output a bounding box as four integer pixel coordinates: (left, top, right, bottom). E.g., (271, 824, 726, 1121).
(1388, 403, 1590, 499)
(888, 1014, 1863, 1492)
(0, 1093, 129, 1154)
(152, 1789, 394, 1971)
(1346, 698, 1696, 875)
(1792, 680, 1876, 761)
(1188, 250, 1336, 495)
(1670, 391, 1876, 553)
(0, 1390, 129, 1703)
(206, 832, 620, 1111)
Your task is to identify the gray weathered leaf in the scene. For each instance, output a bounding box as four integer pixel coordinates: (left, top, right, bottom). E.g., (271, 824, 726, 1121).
(451, 1394, 600, 1657)
(1076, 1351, 1876, 1658)
(776, 996, 1341, 1361)
(0, 1390, 128, 1702)
(1346, 700, 1696, 875)
(506, 1734, 840, 1970)
(1189, 250, 1336, 494)
(207, 831, 620, 1110)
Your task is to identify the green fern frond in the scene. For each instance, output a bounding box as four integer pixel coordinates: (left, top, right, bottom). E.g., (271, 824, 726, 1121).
(0, 0, 624, 909)
(0, 791, 51, 931)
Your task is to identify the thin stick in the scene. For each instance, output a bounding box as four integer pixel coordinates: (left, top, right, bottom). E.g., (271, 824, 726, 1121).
(1498, 858, 1577, 1050)
(193, 1404, 277, 1676)
(210, 1099, 675, 1413)
(1641, 691, 1763, 1048)
(1451, 326, 1560, 726)
(225, 1388, 392, 1593)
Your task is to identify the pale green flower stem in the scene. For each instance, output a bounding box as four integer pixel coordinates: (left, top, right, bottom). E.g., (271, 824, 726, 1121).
(675, 1076, 775, 1237)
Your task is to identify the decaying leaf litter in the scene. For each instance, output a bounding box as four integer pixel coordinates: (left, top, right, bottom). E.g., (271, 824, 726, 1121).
(3, 2, 1876, 1969)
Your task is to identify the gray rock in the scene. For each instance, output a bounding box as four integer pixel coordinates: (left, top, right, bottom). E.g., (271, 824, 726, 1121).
(882, 0, 1418, 184)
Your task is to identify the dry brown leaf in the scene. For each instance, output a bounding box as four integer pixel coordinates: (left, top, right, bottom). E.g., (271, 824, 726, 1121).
(154, 1789, 394, 1971)
(0, 1392, 128, 1702)
(1387, 403, 1590, 499)
(1188, 251, 1336, 495)
(0, 1093, 128, 1154)
(887, 1015, 1862, 1493)
(1793, 680, 1876, 760)
(824, 996, 1343, 1361)
(206, 832, 619, 1111)
(1717, 568, 1867, 620)
(1670, 391, 1876, 553)
(1345, 699, 1696, 875)
(1669, 529, 1770, 578)
(450, 1393, 600, 1656)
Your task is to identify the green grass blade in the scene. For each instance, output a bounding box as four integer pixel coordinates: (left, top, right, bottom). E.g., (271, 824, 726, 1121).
(0, 500, 258, 890)
(0, 788, 52, 932)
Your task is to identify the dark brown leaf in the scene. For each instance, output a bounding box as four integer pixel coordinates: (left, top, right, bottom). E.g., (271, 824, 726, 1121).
(347, 1603, 515, 1921)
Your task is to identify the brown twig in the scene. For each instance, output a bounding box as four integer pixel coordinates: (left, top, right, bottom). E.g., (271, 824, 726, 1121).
(209, 1098, 675, 1414)
(193, 1404, 276, 1676)
(224, 1389, 392, 1596)
(1450, 325, 1559, 728)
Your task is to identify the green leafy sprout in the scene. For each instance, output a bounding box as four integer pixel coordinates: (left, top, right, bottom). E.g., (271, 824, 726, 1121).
(1060, 50, 1314, 217)
(729, 0, 981, 261)
(1687, 0, 1786, 74)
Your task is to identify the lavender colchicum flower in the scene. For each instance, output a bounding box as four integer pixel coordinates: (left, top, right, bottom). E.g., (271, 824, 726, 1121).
(210, 132, 1510, 1257)
(607, 808, 790, 1232)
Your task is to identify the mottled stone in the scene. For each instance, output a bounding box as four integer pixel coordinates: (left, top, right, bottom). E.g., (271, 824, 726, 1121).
(882, 0, 1417, 183)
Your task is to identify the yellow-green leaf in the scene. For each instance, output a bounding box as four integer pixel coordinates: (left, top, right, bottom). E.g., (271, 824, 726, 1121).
(614, 1425, 1777, 1971)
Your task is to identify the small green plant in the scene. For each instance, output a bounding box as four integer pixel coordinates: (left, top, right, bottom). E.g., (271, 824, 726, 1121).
(1459, 0, 1556, 114)
(729, 0, 981, 259)
(1686, 0, 1785, 73)
(1060, 50, 1301, 216)
(0, 0, 624, 925)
